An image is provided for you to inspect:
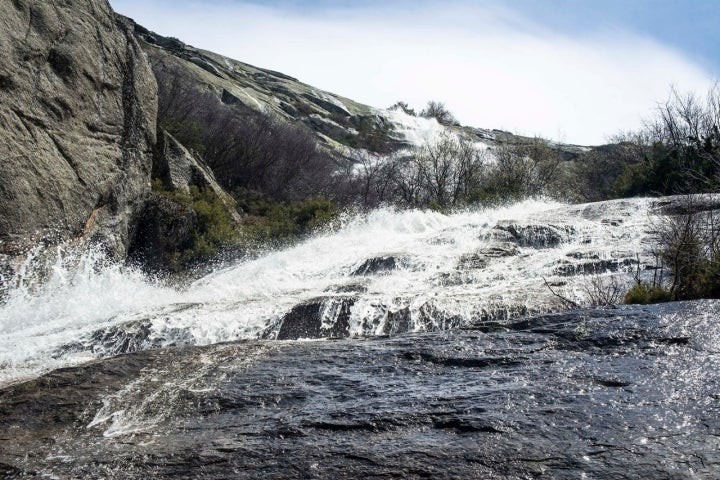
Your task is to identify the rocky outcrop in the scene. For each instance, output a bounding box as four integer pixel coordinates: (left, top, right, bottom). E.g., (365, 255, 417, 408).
(0, 0, 157, 258)
(494, 222, 576, 249)
(153, 129, 241, 222)
(352, 256, 404, 276)
(276, 297, 355, 340)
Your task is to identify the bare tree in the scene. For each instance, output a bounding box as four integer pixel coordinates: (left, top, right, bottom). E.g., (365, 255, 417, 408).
(650, 195, 720, 300)
(420, 101, 460, 126)
(351, 151, 400, 208)
(581, 274, 624, 306)
(484, 137, 563, 200)
(392, 133, 485, 208)
(388, 101, 417, 117)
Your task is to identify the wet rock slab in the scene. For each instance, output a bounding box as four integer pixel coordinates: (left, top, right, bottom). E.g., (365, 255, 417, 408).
(2, 301, 720, 479)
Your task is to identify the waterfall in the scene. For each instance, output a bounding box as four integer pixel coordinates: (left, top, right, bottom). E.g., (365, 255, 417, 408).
(0, 198, 660, 386)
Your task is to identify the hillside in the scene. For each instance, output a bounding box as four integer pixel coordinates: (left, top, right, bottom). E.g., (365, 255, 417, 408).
(126, 17, 587, 159)
(0, 0, 591, 276)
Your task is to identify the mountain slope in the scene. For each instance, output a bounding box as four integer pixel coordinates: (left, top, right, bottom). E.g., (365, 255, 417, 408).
(126, 18, 587, 159)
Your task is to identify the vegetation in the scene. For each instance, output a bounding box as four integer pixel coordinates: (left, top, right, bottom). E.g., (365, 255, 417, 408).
(155, 63, 338, 203)
(388, 101, 417, 116)
(239, 196, 339, 246)
(338, 116, 393, 153)
(147, 180, 340, 270)
(623, 284, 673, 304)
(155, 56, 720, 304)
(150, 181, 238, 268)
(420, 100, 460, 126)
(573, 85, 720, 202)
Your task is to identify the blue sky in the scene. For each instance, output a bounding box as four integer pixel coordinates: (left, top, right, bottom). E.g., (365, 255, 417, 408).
(110, 0, 718, 144)
(500, 0, 719, 71)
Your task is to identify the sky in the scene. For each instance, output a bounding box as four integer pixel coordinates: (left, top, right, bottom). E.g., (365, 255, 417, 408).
(110, 0, 719, 145)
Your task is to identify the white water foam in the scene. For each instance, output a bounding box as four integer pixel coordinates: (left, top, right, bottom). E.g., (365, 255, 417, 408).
(0, 198, 659, 386)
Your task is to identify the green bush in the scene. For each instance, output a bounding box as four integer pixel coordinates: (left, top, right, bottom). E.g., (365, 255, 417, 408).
(155, 184, 238, 266)
(623, 284, 673, 305)
(240, 196, 338, 246)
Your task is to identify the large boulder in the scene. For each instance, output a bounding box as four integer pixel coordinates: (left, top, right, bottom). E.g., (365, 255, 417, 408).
(0, 0, 158, 258)
(277, 297, 355, 340)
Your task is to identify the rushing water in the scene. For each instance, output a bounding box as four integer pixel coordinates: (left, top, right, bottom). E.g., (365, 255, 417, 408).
(0, 198, 661, 386)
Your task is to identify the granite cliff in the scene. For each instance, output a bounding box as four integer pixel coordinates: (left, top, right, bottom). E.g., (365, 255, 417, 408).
(0, 0, 157, 259)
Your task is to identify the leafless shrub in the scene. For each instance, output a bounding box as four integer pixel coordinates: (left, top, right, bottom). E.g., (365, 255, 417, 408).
(580, 274, 624, 307)
(420, 101, 460, 126)
(388, 133, 486, 208)
(653, 195, 720, 299)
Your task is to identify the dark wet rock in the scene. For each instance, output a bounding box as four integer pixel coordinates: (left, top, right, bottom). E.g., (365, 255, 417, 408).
(90, 320, 154, 355)
(57, 319, 195, 357)
(553, 257, 637, 276)
(652, 194, 720, 216)
(128, 194, 197, 267)
(381, 307, 412, 335)
(601, 218, 624, 226)
(402, 351, 523, 369)
(483, 228, 516, 243)
(474, 304, 531, 323)
(566, 251, 601, 260)
(0, 463, 25, 477)
(352, 256, 403, 276)
(595, 377, 632, 388)
(495, 222, 576, 249)
(277, 297, 355, 340)
(455, 241, 518, 271)
(478, 243, 520, 258)
(416, 303, 465, 331)
(434, 271, 474, 286)
(2, 301, 719, 479)
(457, 252, 488, 270)
(0, 0, 157, 258)
(324, 282, 368, 294)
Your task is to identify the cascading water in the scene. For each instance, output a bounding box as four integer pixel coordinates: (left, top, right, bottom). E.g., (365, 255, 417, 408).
(0, 198, 661, 386)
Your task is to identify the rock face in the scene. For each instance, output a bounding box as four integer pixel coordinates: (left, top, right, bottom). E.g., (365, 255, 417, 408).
(153, 129, 239, 221)
(1, 301, 719, 478)
(128, 193, 197, 268)
(0, 0, 157, 258)
(276, 297, 355, 340)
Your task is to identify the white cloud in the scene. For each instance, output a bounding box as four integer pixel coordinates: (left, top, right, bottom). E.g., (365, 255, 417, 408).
(111, 0, 713, 145)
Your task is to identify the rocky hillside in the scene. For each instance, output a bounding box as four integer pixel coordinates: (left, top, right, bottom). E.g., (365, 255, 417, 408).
(0, 0, 587, 274)
(126, 18, 587, 159)
(0, 0, 241, 275)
